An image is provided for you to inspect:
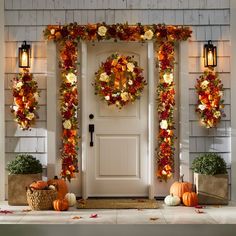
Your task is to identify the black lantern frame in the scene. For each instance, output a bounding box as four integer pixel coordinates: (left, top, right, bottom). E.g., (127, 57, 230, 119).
(203, 40, 217, 68)
(18, 41, 31, 68)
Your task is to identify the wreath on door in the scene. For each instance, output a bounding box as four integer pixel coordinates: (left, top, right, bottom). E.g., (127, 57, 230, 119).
(94, 53, 146, 109)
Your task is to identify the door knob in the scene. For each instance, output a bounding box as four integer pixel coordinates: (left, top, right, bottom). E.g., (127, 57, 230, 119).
(89, 114, 94, 119)
(89, 124, 95, 147)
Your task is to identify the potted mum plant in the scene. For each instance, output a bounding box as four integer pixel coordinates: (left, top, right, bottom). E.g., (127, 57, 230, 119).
(192, 153, 228, 205)
(7, 154, 43, 205)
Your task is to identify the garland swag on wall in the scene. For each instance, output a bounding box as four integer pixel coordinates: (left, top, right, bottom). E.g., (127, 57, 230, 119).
(44, 23, 192, 182)
(11, 69, 40, 130)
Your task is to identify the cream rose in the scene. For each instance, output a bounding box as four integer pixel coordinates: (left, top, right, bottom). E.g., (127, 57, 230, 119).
(16, 82, 23, 90)
(160, 120, 168, 130)
(66, 73, 77, 84)
(127, 63, 135, 72)
(105, 95, 110, 101)
(163, 73, 173, 85)
(143, 29, 154, 40)
(34, 92, 39, 101)
(26, 112, 35, 120)
(99, 72, 110, 82)
(213, 111, 221, 118)
(128, 79, 133, 85)
(98, 26, 107, 36)
(50, 28, 55, 35)
(219, 91, 223, 97)
(201, 80, 209, 89)
(121, 92, 129, 102)
(198, 104, 206, 111)
(63, 120, 72, 129)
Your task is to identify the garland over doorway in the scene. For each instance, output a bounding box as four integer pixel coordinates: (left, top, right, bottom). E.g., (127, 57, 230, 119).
(44, 23, 192, 182)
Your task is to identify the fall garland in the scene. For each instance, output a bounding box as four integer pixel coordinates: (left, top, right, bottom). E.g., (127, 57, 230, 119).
(44, 23, 191, 182)
(195, 70, 225, 128)
(94, 53, 146, 109)
(11, 69, 40, 130)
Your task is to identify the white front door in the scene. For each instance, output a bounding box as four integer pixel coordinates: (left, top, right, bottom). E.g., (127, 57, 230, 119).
(86, 42, 148, 197)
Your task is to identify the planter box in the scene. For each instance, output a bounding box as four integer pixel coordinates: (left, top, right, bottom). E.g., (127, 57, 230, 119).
(8, 173, 42, 205)
(194, 173, 228, 205)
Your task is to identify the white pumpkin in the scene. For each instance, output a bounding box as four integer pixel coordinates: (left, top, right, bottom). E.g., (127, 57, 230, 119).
(48, 185, 56, 191)
(65, 193, 76, 207)
(164, 194, 181, 206)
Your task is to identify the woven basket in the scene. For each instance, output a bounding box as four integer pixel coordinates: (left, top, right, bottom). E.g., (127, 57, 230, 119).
(26, 187, 58, 210)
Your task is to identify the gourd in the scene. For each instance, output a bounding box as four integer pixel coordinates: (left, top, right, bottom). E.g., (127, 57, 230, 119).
(170, 175, 192, 199)
(53, 199, 69, 211)
(48, 185, 56, 191)
(47, 176, 68, 199)
(30, 180, 48, 190)
(164, 194, 181, 206)
(182, 192, 198, 207)
(65, 193, 77, 207)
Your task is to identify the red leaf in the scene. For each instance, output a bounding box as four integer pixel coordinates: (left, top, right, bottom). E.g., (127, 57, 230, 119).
(90, 213, 98, 218)
(0, 210, 13, 214)
(195, 205, 205, 209)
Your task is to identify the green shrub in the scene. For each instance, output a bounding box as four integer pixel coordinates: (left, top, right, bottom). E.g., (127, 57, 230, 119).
(7, 154, 43, 174)
(192, 153, 227, 175)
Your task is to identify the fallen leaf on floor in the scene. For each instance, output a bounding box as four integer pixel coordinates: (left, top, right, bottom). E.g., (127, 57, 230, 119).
(90, 213, 98, 218)
(0, 210, 13, 214)
(195, 205, 205, 209)
(22, 209, 32, 212)
(137, 208, 143, 211)
(195, 209, 204, 214)
(72, 216, 83, 220)
(149, 217, 159, 221)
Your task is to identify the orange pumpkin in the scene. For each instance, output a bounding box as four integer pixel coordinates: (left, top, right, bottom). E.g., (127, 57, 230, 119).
(47, 176, 68, 199)
(30, 180, 48, 190)
(182, 192, 198, 207)
(170, 175, 192, 200)
(53, 199, 69, 211)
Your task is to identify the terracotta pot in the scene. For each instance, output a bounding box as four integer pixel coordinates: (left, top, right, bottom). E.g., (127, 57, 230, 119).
(194, 173, 228, 205)
(8, 173, 42, 205)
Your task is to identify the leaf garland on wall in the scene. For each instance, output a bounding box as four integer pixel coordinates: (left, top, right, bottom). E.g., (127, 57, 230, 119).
(44, 23, 192, 182)
(11, 69, 40, 130)
(195, 70, 225, 128)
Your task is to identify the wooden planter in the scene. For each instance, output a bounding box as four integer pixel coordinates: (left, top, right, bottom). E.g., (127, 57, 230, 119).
(8, 173, 42, 205)
(194, 173, 228, 205)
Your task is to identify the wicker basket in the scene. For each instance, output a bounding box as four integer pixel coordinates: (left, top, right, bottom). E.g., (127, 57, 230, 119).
(26, 187, 58, 210)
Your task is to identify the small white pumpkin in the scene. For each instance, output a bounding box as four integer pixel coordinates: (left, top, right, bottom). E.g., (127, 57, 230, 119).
(65, 193, 76, 207)
(48, 185, 56, 191)
(164, 193, 181, 206)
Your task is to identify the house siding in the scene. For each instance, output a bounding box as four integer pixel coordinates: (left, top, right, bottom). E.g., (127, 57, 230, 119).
(4, 0, 231, 198)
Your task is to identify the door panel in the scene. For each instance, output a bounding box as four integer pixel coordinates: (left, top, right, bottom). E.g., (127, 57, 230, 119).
(87, 42, 148, 196)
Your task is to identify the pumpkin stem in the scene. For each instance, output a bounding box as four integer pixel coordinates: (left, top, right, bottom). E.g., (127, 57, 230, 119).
(179, 174, 184, 182)
(54, 176, 58, 179)
(170, 193, 174, 197)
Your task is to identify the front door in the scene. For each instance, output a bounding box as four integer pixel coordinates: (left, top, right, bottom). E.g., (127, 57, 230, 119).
(86, 42, 148, 197)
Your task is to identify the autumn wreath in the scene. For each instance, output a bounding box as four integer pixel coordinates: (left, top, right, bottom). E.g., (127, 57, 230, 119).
(11, 69, 40, 130)
(195, 70, 225, 128)
(94, 53, 146, 109)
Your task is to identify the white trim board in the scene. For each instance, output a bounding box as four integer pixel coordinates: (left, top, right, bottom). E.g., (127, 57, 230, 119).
(230, 0, 236, 201)
(0, 0, 5, 201)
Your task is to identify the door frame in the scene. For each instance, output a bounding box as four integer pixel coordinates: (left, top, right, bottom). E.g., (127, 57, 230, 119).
(81, 41, 155, 199)
(46, 40, 189, 200)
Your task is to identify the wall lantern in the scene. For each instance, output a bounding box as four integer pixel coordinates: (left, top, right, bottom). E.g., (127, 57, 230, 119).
(203, 40, 217, 68)
(18, 41, 31, 68)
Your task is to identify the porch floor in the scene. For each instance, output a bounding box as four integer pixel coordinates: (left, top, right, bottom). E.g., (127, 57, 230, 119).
(1, 201, 236, 224)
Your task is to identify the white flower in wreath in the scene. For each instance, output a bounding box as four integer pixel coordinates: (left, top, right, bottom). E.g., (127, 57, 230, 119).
(128, 79, 133, 85)
(121, 92, 129, 102)
(66, 73, 77, 84)
(200, 80, 209, 89)
(105, 95, 110, 101)
(127, 63, 135, 72)
(213, 111, 221, 118)
(34, 92, 39, 101)
(99, 72, 110, 82)
(12, 105, 18, 111)
(50, 28, 55, 35)
(63, 120, 72, 129)
(116, 101, 121, 107)
(219, 91, 223, 98)
(143, 29, 154, 40)
(160, 120, 168, 130)
(163, 73, 173, 85)
(16, 81, 23, 90)
(198, 104, 206, 111)
(26, 112, 35, 120)
(98, 26, 107, 36)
